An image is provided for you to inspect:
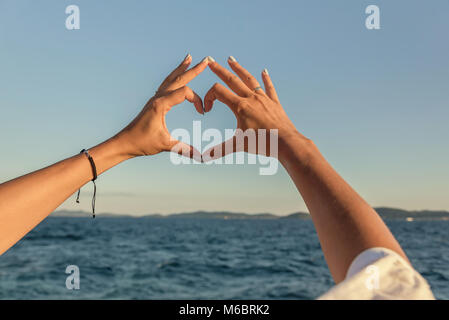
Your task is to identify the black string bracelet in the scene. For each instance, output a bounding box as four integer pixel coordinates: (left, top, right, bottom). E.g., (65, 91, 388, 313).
(75, 149, 98, 218)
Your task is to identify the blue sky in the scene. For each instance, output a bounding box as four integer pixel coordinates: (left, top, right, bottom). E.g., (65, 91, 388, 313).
(0, 0, 448, 215)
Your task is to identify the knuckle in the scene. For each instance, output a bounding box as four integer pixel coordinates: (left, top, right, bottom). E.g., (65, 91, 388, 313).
(226, 75, 237, 83)
(152, 97, 164, 109)
(253, 94, 264, 102)
(174, 75, 183, 83)
(235, 100, 249, 115)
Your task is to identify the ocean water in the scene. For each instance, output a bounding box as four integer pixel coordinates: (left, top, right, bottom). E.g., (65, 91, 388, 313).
(0, 218, 448, 299)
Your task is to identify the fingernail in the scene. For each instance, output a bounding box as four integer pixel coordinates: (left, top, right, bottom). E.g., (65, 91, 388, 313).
(184, 53, 191, 61)
(203, 56, 215, 64)
(228, 56, 237, 62)
(263, 68, 269, 76)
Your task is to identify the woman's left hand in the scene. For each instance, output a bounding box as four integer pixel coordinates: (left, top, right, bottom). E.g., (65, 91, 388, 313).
(114, 55, 213, 161)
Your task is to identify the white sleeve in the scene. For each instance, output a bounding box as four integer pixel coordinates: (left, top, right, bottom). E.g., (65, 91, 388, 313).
(318, 247, 435, 300)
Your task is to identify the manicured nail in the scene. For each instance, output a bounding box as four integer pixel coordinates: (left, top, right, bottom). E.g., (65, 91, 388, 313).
(228, 56, 237, 62)
(263, 68, 269, 76)
(184, 53, 191, 61)
(203, 56, 215, 64)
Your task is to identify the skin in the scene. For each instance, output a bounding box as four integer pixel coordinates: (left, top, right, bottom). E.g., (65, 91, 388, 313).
(0, 55, 408, 285)
(203, 57, 409, 283)
(0, 54, 209, 255)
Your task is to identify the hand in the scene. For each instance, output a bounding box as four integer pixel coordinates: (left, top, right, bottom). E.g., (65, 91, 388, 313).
(202, 57, 302, 161)
(114, 54, 212, 161)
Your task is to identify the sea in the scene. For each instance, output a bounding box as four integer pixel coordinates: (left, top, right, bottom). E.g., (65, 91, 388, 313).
(0, 218, 448, 299)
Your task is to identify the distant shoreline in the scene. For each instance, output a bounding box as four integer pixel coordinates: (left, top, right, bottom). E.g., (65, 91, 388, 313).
(51, 207, 449, 221)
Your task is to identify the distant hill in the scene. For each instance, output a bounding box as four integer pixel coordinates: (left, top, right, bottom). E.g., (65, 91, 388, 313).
(51, 210, 132, 218)
(166, 211, 278, 220)
(51, 210, 288, 219)
(375, 207, 449, 221)
(50, 207, 449, 221)
(280, 212, 310, 219)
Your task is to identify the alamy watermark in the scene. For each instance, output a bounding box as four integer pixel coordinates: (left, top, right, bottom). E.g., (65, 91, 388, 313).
(364, 264, 380, 291)
(65, 4, 380, 31)
(65, 5, 80, 30)
(169, 121, 279, 176)
(365, 5, 380, 30)
(65, 265, 80, 290)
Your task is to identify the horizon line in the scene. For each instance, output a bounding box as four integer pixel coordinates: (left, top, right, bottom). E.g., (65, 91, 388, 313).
(52, 206, 449, 217)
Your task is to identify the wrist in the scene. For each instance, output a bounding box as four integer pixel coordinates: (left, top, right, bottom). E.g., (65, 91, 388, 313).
(88, 136, 133, 175)
(277, 131, 318, 168)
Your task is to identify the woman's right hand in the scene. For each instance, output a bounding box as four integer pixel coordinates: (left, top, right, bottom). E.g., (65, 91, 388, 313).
(202, 56, 306, 161)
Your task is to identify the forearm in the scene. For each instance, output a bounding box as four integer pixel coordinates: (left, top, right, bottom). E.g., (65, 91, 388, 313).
(0, 55, 207, 256)
(0, 137, 131, 255)
(279, 133, 407, 283)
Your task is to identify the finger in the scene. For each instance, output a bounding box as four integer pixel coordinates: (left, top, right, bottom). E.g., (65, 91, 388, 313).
(208, 60, 252, 97)
(158, 54, 192, 93)
(157, 86, 204, 115)
(168, 139, 202, 163)
(204, 83, 240, 113)
(202, 136, 238, 162)
(164, 56, 211, 91)
(261, 69, 279, 102)
(227, 56, 265, 95)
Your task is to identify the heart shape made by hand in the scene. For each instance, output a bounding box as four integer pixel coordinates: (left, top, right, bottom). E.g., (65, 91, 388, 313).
(118, 54, 289, 165)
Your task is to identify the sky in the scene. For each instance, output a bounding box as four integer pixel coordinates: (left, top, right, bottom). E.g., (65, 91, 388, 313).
(0, 0, 448, 215)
